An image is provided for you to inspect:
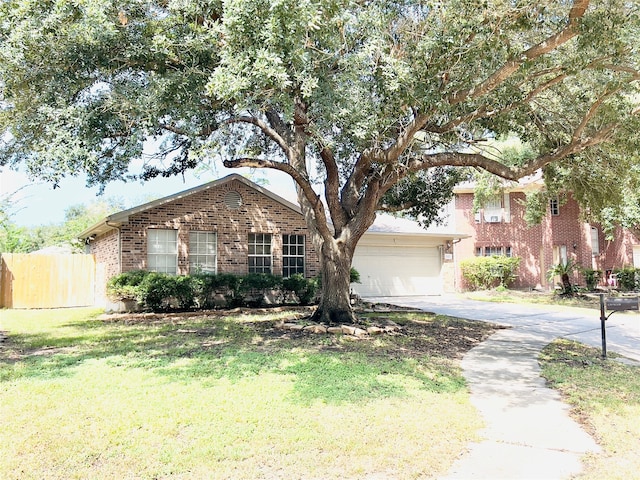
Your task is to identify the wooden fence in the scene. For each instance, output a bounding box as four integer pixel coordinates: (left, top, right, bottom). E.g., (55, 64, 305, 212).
(0, 253, 96, 309)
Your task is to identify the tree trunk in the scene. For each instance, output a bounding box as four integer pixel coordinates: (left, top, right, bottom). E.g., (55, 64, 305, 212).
(561, 273, 573, 295)
(311, 239, 357, 325)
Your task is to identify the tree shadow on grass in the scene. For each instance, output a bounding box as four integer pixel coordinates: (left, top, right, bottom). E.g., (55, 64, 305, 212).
(0, 311, 490, 405)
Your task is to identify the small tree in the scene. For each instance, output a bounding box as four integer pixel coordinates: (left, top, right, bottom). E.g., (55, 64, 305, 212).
(547, 260, 579, 295)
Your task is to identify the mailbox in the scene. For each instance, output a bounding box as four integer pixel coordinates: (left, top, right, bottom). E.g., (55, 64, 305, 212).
(605, 297, 639, 311)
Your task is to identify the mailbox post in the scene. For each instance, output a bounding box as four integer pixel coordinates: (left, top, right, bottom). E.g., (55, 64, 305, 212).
(599, 294, 639, 359)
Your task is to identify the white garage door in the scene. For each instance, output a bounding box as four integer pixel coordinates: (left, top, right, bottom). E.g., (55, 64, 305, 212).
(352, 245, 442, 297)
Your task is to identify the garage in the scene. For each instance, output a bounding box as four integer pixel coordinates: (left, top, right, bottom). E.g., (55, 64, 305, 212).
(352, 236, 443, 297)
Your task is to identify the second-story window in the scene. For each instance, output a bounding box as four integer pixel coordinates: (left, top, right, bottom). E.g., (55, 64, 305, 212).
(550, 198, 560, 216)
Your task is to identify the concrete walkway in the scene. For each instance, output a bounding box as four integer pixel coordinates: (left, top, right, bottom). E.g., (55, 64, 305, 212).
(367, 296, 640, 480)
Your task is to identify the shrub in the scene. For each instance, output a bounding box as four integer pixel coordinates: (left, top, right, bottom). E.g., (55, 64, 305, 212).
(350, 267, 361, 284)
(215, 273, 244, 307)
(580, 267, 602, 291)
(106, 270, 149, 301)
(282, 274, 319, 305)
(460, 256, 521, 290)
(172, 275, 197, 309)
(240, 273, 283, 306)
(137, 272, 177, 311)
(613, 267, 639, 291)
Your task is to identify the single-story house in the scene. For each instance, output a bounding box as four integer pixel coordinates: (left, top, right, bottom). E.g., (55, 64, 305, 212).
(80, 174, 467, 308)
(453, 175, 640, 289)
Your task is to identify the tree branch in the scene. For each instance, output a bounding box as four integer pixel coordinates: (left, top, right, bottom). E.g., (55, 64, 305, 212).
(383, 112, 431, 162)
(223, 157, 332, 238)
(412, 123, 619, 182)
(223, 115, 292, 158)
(449, 0, 590, 106)
(341, 153, 373, 215)
(318, 145, 348, 230)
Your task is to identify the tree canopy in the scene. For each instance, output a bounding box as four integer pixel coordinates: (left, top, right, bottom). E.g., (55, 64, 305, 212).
(1, 0, 639, 321)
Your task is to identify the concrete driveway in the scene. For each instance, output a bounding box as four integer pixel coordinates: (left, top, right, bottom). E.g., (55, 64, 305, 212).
(369, 295, 640, 362)
(366, 295, 640, 479)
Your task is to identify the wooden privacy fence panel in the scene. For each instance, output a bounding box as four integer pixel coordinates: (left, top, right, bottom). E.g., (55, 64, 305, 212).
(0, 253, 96, 309)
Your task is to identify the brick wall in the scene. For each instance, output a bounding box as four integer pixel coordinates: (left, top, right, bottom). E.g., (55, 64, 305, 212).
(454, 191, 639, 290)
(91, 229, 120, 280)
(90, 179, 321, 280)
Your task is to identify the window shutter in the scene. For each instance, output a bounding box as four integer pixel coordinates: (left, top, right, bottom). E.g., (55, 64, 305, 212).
(503, 192, 510, 223)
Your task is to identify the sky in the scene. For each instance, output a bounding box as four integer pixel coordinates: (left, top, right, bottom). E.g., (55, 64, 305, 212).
(0, 164, 299, 227)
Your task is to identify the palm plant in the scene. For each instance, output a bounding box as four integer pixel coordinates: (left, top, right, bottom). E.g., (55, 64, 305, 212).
(547, 260, 578, 295)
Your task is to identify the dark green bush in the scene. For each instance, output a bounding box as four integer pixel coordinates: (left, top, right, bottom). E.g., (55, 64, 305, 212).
(460, 256, 521, 290)
(613, 267, 639, 291)
(106, 270, 149, 301)
(191, 273, 226, 309)
(581, 267, 602, 291)
(282, 274, 319, 305)
(216, 273, 245, 307)
(240, 273, 283, 307)
(106, 270, 322, 312)
(172, 275, 197, 310)
(350, 267, 361, 284)
(137, 272, 176, 311)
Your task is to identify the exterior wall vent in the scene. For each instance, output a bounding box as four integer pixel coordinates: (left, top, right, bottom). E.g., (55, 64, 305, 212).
(224, 191, 242, 210)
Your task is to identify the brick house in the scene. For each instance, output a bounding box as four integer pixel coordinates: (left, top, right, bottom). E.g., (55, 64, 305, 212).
(80, 174, 465, 307)
(453, 177, 640, 290)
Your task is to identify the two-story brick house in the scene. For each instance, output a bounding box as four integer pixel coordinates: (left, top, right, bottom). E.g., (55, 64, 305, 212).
(453, 176, 640, 290)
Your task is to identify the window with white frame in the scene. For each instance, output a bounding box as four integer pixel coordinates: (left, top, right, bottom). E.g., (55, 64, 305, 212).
(483, 197, 502, 223)
(550, 198, 560, 216)
(590, 226, 600, 256)
(282, 234, 305, 277)
(248, 233, 272, 273)
(189, 231, 217, 273)
(475, 246, 512, 257)
(147, 229, 178, 274)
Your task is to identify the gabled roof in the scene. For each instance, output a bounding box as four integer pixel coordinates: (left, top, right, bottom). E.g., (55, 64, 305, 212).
(79, 174, 301, 239)
(79, 173, 469, 241)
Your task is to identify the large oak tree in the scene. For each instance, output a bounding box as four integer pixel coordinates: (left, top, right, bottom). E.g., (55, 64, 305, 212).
(1, 0, 639, 322)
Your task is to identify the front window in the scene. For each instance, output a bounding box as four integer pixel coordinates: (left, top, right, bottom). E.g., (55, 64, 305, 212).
(189, 231, 217, 273)
(147, 229, 178, 274)
(282, 234, 305, 277)
(248, 233, 272, 273)
(550, 198, 560, 216)
(476, 246, 512, 257)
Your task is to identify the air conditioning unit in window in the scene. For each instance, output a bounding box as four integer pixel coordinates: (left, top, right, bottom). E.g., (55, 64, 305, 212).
(487, 215, 501, 223)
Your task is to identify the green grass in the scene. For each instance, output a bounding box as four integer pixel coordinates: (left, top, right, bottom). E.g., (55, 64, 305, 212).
(461, 289, 601, 309)
(539, 340, 640, 480)
(0, 307, 493, 480)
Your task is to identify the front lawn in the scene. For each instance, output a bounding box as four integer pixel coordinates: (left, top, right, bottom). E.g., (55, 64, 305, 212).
(540, 340, 640, 480)
(0, 307, 496, 480)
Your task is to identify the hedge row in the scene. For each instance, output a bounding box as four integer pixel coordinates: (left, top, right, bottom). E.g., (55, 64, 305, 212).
(107, 271, 320, 312)
(107, 269, 360, 312)
(613, 266, 640, 291)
